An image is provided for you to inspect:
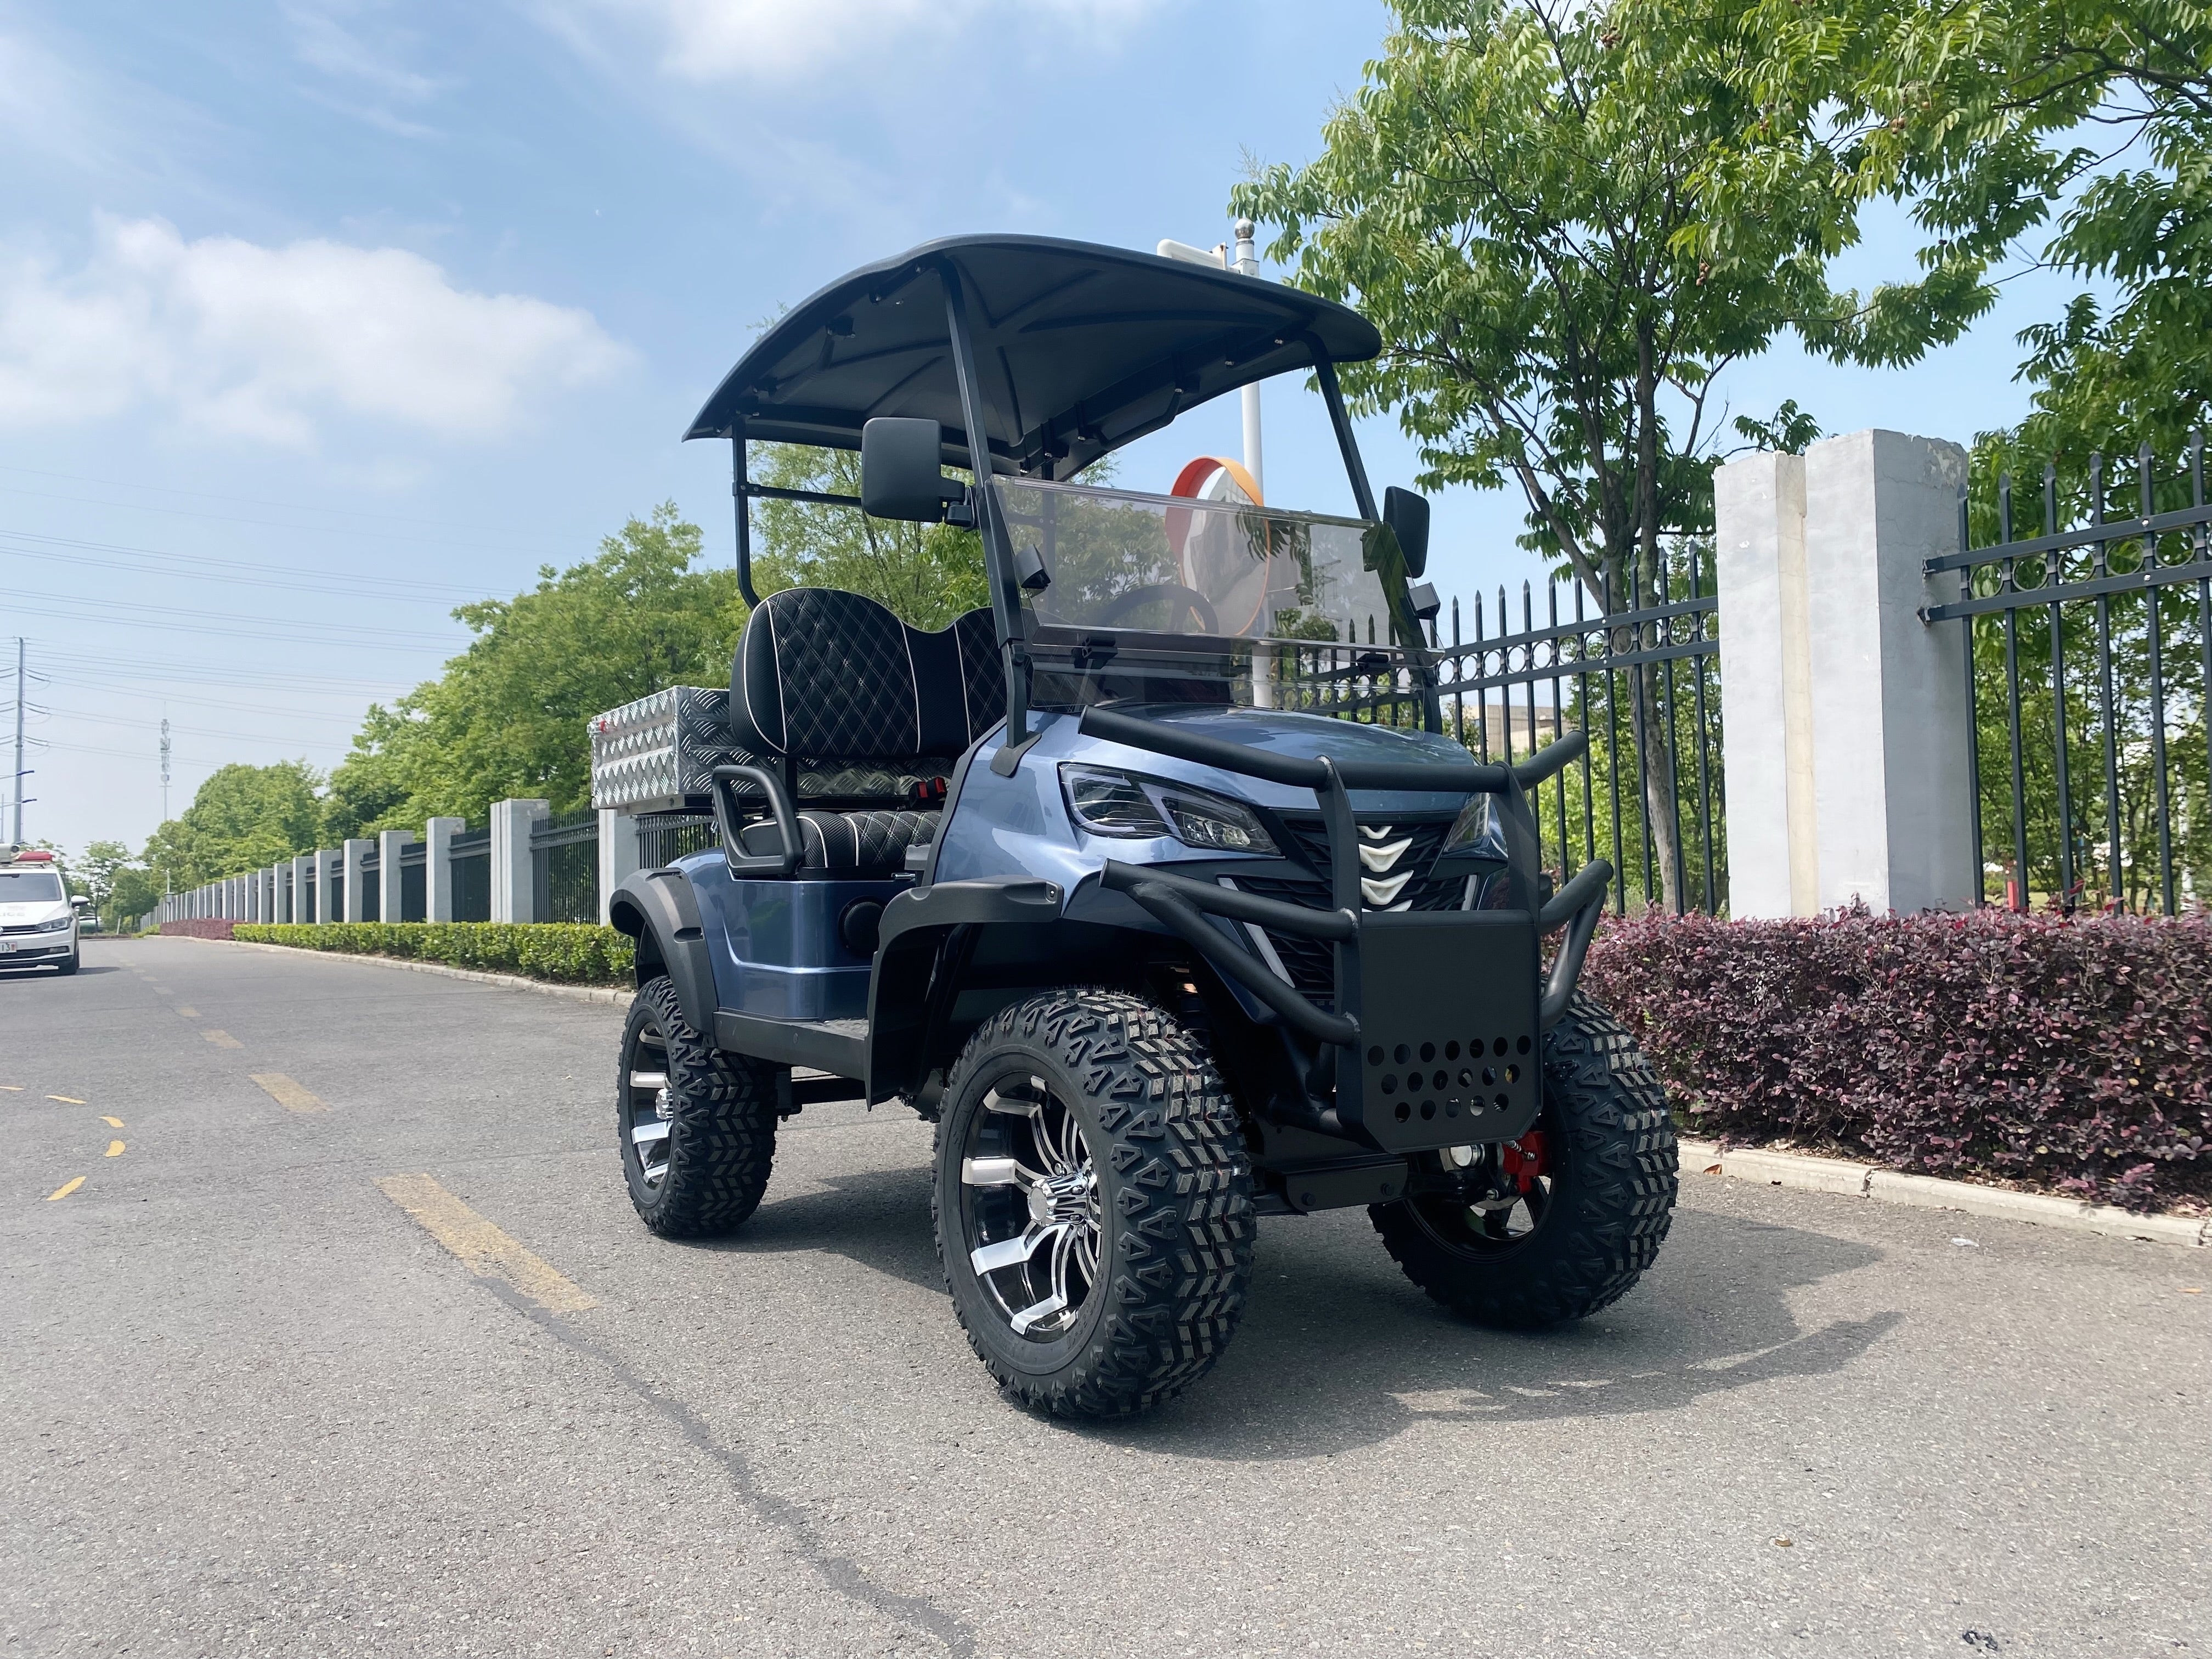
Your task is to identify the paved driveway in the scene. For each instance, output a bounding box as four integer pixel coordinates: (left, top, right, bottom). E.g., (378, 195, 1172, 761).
(3, 938, 2204, 1657)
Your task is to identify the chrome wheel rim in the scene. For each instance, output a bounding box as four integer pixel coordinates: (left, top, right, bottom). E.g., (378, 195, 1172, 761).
(622, 1025, 674, 1190)
(957, 1073, 1102, 1341)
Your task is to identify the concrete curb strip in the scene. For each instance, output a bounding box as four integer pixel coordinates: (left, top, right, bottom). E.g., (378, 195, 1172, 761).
(1679, 1138, 2207, 1248)
(186, 936, 635, 1009)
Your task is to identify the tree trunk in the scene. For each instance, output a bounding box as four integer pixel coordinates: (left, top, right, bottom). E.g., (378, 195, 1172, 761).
(1630, 321, 1684, 913)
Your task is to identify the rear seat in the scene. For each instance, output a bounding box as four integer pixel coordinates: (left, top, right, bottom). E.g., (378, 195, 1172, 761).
(724, 588, 1003, 876)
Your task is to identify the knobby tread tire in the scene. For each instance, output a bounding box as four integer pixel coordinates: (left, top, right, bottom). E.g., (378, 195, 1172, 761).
(621, 975, 777, 1239)
(1372, 989, 1677, 1328)
(933, 988, 1255, 1419)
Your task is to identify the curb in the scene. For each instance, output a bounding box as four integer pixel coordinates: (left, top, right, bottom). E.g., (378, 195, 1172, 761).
(188, 936, 635, 1009)
(1678, 1138, 2207, 1249)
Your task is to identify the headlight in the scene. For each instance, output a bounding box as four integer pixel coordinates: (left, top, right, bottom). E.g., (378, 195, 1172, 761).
(36, 915, 72, 932)
(1060, 765, 1279, 855)
(1441, 792, 1506, 859)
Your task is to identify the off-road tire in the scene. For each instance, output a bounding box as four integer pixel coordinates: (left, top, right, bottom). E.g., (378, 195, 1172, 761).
(1372, 989, 1676, 1327)
(619, 975, 777, 1238)
(933, 989, 1255, 1418)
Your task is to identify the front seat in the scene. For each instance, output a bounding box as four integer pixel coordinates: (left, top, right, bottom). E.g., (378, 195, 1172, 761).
(724, 588, 1004, 876)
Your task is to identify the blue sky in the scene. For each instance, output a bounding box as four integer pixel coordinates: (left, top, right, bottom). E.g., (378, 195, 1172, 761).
(0, 0, 2083, 859)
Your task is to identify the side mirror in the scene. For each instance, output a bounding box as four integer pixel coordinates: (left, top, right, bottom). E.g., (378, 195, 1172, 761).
(70, 895, 88, 910)
(1384, 486, 1431, 579)
(861, 417, 963, 521)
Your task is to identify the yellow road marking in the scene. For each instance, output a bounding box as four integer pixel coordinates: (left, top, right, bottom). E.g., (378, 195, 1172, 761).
(46, 1176, 84, 1201)
(104, 1139, 125, 1158)
(202, 1030, 242, 1049)
(374, 1174, 597, 1313)
(47, 1095, 85, 1104)
(1, 1085, 22, 1092)
(177, 1007, 199, 1019)
(101, 1116, 123, 1128)
(250, 1074, 325, 1113)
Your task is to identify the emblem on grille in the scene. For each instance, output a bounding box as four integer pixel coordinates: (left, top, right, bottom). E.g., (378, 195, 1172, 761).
(1357, 824, 1416, 909)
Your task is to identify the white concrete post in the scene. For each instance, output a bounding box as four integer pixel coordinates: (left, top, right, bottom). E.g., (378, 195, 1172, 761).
(377, 829, 414, 924)
(597, 808, 640, 926)
(292, 854, 313, 922)
(317, 849, 342, 924)
(251, 869, 266, 923)
(489, 798, 549, 923)
(342, 839, 373, 923)
(424, 817, 464, 922)
(1714, 428, 1976, 916)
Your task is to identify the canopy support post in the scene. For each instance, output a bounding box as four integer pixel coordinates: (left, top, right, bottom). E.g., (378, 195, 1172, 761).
(731, 428, 760, 607)
(939, 261, 1037, 774)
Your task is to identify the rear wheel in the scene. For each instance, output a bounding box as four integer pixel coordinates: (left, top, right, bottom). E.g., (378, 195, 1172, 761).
(619, 976, 777, 1238)
(1372, 991, 1676, 1328)
(934, 989, 1254, 1418)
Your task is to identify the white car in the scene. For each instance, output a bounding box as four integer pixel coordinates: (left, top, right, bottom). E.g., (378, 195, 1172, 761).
(0, 849, 84, 975)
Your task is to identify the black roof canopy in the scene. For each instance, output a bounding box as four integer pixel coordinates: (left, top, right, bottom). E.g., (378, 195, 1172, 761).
(684, 235, 1381, 479)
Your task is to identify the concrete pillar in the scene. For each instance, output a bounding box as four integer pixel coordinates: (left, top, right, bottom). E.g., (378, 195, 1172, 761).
(424, 816, 464, 922)
(489, 798, 549, 923)
(316, 848, 342, 924)
(1714, 428, 1976, 916)
(597, 808, 640, 926)
(378, 829, 414, 924)
(251, 870, 265, 923)
(342, 839, 373, 923)
(292, 854, 313, 922)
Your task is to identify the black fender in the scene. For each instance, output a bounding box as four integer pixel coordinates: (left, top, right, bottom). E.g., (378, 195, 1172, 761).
(607, 868, 718, 1039)
(864, 877, 1063, 1105)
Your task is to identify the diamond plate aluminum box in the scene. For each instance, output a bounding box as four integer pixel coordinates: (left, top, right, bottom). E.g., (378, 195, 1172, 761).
(590, 686, 752, 814)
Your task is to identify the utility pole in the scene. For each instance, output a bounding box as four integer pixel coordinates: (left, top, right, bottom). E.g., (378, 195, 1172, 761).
(1155, 220, 1266, 499)
(159, 714, 173, 896)
(10, 637, 23, 848)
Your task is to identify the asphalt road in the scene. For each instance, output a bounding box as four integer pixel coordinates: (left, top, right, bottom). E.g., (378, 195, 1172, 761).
(3, 937, 2206, 1658)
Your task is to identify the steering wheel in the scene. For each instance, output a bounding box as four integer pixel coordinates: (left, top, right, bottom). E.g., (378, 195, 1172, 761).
(1094, 583, 1220, 634)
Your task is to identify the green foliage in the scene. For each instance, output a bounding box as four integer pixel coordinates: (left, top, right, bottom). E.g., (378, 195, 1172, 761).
(751, 445, 988, 628)
(233, 922, 634, 984)
(1228, 0, 1971, 590)
(326, 504, 747, 829)
(145, 761, 323, 890)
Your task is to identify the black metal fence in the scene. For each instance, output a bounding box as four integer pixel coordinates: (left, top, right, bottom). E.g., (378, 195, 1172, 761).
(535, 811, 602, 924)
(1274, 548, 1725, 915)
(1932, 434, 2210, 914)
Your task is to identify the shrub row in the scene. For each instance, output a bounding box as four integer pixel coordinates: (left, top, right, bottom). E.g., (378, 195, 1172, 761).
(233, 922, 634, 985)
(1580, 906, 2212, 1212)
(159, 919, 236, 940)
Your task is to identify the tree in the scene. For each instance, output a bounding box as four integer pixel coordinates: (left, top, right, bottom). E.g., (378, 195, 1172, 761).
(145, 761, 323, 890)
(751, 444, 988, 628)
(1232, 0, 1983, 908)
(75, 839, 132, 911)
(327, 504, 748, 826)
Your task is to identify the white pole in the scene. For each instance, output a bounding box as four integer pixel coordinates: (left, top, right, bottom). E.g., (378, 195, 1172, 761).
(10, 637, 24, 846)
(1232, 219, 1263, 499)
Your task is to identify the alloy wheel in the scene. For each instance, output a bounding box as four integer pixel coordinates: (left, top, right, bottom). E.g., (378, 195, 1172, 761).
(956, 1073, 1102, 1339)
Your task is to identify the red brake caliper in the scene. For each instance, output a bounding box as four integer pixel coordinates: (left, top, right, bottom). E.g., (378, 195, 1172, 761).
(1499, 1131, 1549, 1194)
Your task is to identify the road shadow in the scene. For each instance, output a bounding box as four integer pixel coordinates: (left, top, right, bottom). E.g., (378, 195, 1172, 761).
(679, 1165, 1899, 1461)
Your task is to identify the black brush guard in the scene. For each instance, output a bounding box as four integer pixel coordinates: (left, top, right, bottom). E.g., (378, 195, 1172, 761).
(1079, 706, 1610, 1154)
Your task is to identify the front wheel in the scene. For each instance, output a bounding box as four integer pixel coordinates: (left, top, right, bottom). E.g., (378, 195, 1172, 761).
(53, 950, 80, 977)
(933, 989, 1254, 1418)
(1372, 990, 1677, 1328)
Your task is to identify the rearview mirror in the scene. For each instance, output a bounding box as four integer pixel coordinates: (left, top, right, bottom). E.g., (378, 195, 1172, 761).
(70, 895, 88, 909)
(861, 417, 962, 521)
(1384, 486, 1431, 579)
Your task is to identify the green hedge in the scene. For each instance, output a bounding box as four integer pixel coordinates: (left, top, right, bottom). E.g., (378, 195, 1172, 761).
(234, 922, 634, 985)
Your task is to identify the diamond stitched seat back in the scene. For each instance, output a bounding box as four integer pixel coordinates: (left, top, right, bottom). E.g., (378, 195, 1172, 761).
(730, 590, 1005, 763)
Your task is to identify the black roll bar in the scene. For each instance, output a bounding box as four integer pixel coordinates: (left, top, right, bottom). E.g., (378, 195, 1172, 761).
(1538, 859, 1611, 1028)
(710, 764, 804, 877)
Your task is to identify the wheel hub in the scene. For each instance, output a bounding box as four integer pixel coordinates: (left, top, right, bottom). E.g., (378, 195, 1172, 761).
(958, 1075, 1102, 1341)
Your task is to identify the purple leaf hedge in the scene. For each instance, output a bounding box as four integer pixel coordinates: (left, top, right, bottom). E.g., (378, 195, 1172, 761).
(1579, 906, 2212, 1212)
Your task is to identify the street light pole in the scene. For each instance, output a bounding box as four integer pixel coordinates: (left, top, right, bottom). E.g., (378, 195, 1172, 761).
(10, 637, 24, 847)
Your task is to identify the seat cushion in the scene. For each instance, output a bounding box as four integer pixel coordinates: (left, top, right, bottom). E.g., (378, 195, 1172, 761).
(737, 809, 938, 875)
(729, 589, 1007, 765)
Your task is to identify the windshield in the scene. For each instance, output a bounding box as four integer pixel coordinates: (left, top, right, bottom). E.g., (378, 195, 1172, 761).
(992, 478, 1397, 646)
(0, 870, 64, 902)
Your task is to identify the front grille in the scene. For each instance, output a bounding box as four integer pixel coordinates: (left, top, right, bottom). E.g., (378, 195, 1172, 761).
(1228, 869, 1466, 1009)
(1279, 816, 1451, 878)
(1, 922, 65, 936)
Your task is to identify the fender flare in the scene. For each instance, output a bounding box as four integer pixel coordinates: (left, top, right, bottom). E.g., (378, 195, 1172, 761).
(864, 877, 1063, 1104)
(607, 868, 718, 1039)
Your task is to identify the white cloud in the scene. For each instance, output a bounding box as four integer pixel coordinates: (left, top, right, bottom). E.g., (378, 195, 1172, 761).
(0, 217, 630, 447)
(558, 0, 1160, 83)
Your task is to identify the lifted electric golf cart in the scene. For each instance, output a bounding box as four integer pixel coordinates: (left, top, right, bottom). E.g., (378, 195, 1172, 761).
(598, 235, 1677, 1418)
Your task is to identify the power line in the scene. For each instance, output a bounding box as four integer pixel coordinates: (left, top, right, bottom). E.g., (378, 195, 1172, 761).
(0, 528, 492, 603)
(0, 590, 462, 650)
(41, 670, 392, 710)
